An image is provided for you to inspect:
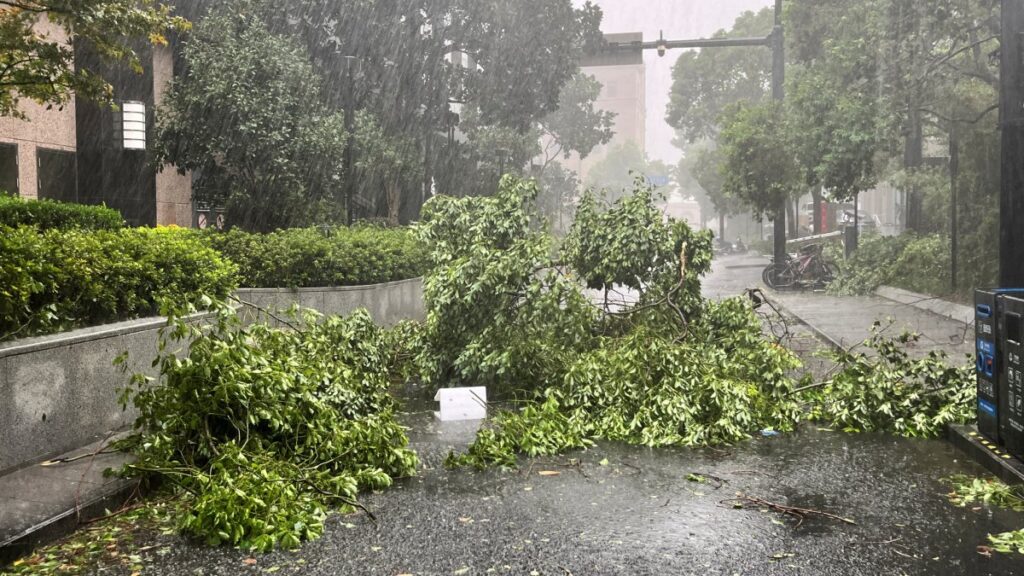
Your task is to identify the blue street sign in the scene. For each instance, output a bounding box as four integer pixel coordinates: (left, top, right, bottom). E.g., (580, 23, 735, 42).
(645, 175, 670, 187)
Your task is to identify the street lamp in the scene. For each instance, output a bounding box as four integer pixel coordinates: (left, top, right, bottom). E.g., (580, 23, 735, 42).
(342, 56, 361, 226)
(599, 0, 788, 281)
(1002, 1, 1024, 286)
(496, 148, 509, 180)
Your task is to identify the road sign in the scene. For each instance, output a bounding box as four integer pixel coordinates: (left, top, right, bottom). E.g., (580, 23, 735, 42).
(646, 175, 670, 187)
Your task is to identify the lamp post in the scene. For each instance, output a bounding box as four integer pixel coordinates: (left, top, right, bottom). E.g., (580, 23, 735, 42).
(343, 56, 359, 226)
(1002, 0, 1024, 287)
(770, 0, 786, 280)
(496, 148, 509, 184)
(602, 0, 788, 280)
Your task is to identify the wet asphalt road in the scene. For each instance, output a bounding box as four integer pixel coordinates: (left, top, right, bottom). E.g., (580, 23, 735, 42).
(76, 254, 1024, 575)
(117, 409, 1024, 576)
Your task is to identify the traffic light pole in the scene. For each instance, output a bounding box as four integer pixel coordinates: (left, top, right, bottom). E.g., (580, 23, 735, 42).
(771, 0, 786, 279)
(1002, 0, 1024, 287)
(603, 0, 787, 278)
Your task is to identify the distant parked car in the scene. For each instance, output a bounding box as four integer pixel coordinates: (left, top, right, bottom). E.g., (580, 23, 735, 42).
(840, 209, 877, 232)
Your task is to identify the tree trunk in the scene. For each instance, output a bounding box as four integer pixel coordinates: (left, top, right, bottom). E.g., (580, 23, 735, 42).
(904, 106, 924, 233)
(422, 132, 434, 213)
(786, 199, 798, 238)
(950, 124, 959, 293)
(718, 213, 726, 240)
(811, 188, 823, 235)
(386, 178, 401, 226)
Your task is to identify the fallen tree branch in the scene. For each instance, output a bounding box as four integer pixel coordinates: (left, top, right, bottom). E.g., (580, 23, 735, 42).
(722, 494, 856, 529)
(688, 472, 728, 489)
(300, 479, 377, 522)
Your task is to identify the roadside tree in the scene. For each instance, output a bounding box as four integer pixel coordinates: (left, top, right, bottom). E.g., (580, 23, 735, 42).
(0, 0, 187, 117)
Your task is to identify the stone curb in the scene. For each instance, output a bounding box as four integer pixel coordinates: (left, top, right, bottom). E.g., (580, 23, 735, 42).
(873, 285, 973, 326)
(0, 479, 139, 567)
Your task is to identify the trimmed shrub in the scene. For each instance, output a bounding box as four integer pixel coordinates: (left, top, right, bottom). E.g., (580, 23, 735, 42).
(0, 194, 125, 231)
(204, 226, 427, 288)
(0, 226, 237, 342)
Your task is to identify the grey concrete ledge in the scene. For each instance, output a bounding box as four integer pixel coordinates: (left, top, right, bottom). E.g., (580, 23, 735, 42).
(0, 277, 424, 474)
(0, 311, 210, 361)
(233, 277, 424, 327)
(874, 285, 974, 326)
(235, 276, 424, 295)
(0, 277, 426, 359)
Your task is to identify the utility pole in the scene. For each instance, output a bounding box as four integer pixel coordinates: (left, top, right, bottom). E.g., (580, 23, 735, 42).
(1002, 0, 1024, 287)
(343, 56, 358, 226)
(612, 1, 787, 277)
(950, 123, 959, 293)
(771, 0, 786, 278)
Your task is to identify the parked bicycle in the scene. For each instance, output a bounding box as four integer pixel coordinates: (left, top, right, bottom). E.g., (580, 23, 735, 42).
(762, 243, 838, 290)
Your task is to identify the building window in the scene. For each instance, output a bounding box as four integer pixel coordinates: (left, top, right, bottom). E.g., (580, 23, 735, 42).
(0, 143, 17, 196)
(37, 148, 77, 203)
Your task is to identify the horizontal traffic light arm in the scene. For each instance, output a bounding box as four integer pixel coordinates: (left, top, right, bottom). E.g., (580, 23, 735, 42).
(602, 35, 772, 54)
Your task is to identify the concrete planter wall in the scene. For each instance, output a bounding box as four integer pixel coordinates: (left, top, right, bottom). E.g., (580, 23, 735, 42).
(0, 278, 425, 475)
(234, 277, 424, 327)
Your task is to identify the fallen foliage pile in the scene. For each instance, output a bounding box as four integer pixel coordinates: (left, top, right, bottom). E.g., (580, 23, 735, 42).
(116, 304, 417, 551)
(946, 475, 1024, 554)
(415, 177, 802, 468)
(805, 328, 974, 437)
(418, 177, 976, 469)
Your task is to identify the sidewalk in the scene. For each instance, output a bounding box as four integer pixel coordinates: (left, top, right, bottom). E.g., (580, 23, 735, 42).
(704, 253, 974, 360)
(771, 290, 974, 358)
(0, 438, 135, 565)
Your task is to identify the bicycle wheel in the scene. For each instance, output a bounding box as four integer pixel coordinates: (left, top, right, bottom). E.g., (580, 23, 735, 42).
(821, 262, 839, 283)
(763, 264, 796, 289)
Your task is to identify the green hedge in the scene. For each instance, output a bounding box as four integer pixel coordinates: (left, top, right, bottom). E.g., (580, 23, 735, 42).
(0, 194, 125, 231)
(204, 226, 428, 288)
(0, 226, 237, 342)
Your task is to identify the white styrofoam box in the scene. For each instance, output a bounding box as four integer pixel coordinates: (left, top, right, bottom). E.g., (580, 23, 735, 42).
(433, 386, 487, 421)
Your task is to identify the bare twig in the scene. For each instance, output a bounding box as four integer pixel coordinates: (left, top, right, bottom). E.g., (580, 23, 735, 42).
(726, 469, 779, 480)
(227, 295, 304, 332)
(82, 490, 178, 526)
(41, 449, 119, 466)
(688, 472, 728, 489)
(73, 431, 119, 523)
(300, 479, 377, 522)
(723, 494, 856, 529)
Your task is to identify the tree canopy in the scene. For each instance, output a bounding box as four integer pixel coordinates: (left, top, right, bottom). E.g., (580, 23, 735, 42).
(665, 8, 773, 145)
(537, 73, 616, 173)
(718, 102, 800, 218)
(153, 0, 346, 232)
(0, 0, 188, 117)
(156, 0, 604, 223)
(585, 141, 671, 202)
(675, 141, 739, 231)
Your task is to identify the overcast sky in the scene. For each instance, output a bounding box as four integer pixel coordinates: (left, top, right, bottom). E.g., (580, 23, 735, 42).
(573, 0, 773, 166)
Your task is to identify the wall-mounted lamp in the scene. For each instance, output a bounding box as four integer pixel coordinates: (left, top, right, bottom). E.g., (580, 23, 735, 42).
(121, 101, 147, 151)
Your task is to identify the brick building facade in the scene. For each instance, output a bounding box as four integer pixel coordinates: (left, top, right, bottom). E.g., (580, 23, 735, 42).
(0, 16, 192, 227)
